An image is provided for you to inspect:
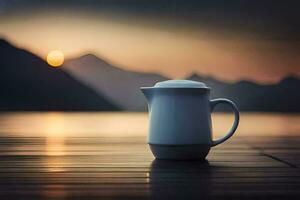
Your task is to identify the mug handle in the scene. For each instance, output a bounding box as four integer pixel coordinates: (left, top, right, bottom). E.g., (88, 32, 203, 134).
(210, 98, 240, 147)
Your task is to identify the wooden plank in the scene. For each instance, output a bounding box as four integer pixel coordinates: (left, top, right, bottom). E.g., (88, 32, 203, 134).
(0, 136, 299, 199)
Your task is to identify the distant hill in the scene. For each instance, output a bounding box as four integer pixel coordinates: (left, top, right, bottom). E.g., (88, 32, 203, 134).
(64, 54, 300, 112)
(188, 74, 300, 112)
(0, 39, 119, 111)
(2, 38, 298, 112)
(63, 54, 167, 111)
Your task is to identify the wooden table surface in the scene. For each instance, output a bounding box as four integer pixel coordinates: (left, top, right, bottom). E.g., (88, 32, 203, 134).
(0, 113, 299, 199)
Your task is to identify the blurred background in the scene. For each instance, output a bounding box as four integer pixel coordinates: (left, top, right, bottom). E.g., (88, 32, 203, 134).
(0, 0, 299, 112)
(1, 2, 300, 199)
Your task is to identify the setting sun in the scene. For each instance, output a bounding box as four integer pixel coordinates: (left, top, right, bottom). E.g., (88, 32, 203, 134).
(47, 50, 64, 67)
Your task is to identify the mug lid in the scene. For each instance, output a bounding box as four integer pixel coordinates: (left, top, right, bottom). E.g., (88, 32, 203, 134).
(153, 80, 208, 88)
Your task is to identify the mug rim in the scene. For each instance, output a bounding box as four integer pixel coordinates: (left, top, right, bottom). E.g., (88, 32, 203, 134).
(141, 87, 210, 90)
(140, 87, 211, 94)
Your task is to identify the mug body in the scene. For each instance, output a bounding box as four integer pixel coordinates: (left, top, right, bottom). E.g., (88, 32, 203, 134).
(147, 88, 212, 160)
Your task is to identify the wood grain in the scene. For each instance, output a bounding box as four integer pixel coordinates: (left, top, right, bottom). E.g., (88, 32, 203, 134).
(0, 113, 299, 199)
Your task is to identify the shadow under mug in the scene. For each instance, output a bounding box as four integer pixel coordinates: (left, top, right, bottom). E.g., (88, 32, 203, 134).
(149, 160, 212, 199)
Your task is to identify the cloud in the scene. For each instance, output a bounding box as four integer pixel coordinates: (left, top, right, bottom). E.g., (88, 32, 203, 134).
(2, 0, 300, 41)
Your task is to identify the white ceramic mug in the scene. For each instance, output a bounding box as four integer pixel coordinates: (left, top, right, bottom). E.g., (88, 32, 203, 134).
(141, 80, 239, 160)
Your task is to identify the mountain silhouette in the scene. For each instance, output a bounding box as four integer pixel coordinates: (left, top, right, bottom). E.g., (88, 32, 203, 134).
(64, 54, 300, 112)
(2, 38, 298, 112)
(63, 54, 167, 110)
(187, 74, 300, 112)
(0, 39, 119, 111)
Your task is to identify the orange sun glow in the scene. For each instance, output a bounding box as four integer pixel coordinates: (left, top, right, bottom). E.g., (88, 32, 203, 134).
(47, 50, 64, 67)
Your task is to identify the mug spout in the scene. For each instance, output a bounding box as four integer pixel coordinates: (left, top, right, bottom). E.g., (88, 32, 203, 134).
(140, 87, 153, 110)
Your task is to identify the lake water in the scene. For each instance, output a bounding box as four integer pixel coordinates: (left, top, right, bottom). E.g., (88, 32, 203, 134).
(0, 112, 299, 138)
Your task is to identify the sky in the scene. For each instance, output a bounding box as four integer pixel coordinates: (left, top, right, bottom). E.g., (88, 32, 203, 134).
(0, 0, 299, 83)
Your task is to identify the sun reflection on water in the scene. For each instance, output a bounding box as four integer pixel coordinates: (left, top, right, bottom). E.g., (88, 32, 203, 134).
(44, 113, 66, 155)
(44, 113, 66, 173)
